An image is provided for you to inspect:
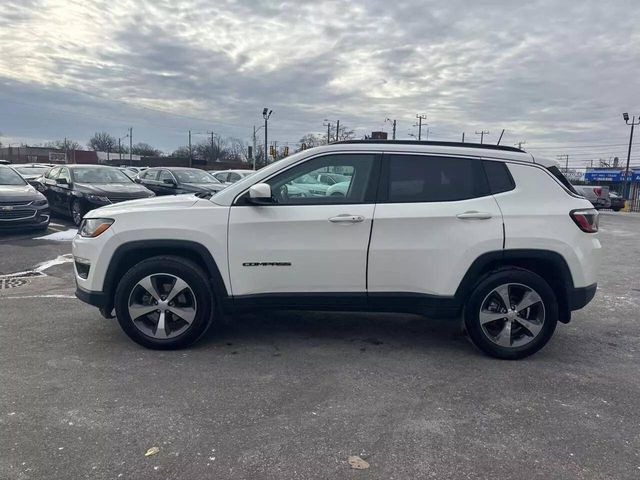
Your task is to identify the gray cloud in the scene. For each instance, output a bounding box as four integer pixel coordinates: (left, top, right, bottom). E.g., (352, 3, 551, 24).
(0, 0, 639, 165)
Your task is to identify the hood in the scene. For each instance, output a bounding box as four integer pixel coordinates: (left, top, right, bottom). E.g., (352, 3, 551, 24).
(85, 193, 200, 217)
(74, 182, 152, 196)
(0, 183, 42, 201)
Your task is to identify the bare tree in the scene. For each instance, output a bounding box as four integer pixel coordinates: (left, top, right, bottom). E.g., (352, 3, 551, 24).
(130, 142, 162, 156)
(87, 132, 116, 152)
(171, 146, 191, 158)
(335, 124, 356, 141)
(297, 133, 324, 151)
(44, 139, 81, 150)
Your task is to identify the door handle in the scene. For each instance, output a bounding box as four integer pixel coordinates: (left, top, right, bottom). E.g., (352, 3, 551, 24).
(328, 214, 365, 223)
(456, 211, 493, 220)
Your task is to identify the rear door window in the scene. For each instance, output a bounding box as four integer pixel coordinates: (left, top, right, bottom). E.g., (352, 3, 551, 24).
(385, 155, 489, 203)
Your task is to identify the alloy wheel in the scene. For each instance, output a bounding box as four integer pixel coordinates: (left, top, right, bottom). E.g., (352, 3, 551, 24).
(479, 283, 545, 348)
(127, 273, 197, 339)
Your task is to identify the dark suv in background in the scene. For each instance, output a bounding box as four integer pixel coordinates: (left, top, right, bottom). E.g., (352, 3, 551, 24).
(136, 167, 226, 196)
(38, 165, 154, 226)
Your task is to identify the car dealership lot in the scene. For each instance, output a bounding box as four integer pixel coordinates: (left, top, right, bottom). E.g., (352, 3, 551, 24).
(1, 213, 639, 479)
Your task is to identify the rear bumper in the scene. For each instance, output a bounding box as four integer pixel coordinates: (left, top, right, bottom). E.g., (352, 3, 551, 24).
(569, 283, 597, 311)
(75, 286, 108, 309)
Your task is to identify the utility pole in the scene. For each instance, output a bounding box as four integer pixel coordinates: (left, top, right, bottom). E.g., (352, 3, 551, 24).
(496, 129, 505, 145)
(129, 127, 133, 165)
(416, 114, 427, 141)
(335, 120, 340, 142)
(326, 122, 331, 144)
(461, 132, 465, 143)
(475, 130, 489, 144)
(515, 140, 526, 150)
(118, 138, 122, 161)
(188, 130, 192, 167)
(623, 113, 639, 198)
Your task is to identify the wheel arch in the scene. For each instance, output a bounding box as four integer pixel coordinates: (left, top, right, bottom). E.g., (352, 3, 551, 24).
(102, 239, 229, 314)
(455, 249, 574, 323)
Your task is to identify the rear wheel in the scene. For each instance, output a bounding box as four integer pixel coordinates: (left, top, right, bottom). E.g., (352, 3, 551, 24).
(464, 269, 558, 359)
(114, 256, 214, 349)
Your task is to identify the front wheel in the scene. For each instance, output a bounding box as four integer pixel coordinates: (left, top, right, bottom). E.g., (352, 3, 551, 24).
(114, 256, 214, 349)
(464, 269, 558, 359)
(71, 199, 84, 226)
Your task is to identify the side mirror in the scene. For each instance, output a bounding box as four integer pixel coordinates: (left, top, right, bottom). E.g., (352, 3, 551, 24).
(248, 183, 273, 204)
(55, 177, 69, 185)
(134, 177, 142, 183)
(163, 178, 176, 186)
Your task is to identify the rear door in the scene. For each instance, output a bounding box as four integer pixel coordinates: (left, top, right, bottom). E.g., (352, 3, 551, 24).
(367, 154, 504, 299)
(227, 152, 380, 299)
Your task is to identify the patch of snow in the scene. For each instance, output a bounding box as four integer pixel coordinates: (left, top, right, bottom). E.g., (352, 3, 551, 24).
(33, 229, 77, 241)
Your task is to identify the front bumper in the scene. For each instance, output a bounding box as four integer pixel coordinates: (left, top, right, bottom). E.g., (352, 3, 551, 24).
(75, 285, 108, 308)
(569, 283, 597, 311)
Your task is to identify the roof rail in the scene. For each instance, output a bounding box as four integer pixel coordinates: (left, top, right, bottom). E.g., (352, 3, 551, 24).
(331, 139, 524, 153)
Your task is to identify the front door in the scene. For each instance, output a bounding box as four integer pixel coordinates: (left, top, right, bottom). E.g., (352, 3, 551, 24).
(227, 153, 380, 299)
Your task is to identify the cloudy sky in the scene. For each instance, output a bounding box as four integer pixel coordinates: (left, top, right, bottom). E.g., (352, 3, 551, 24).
(1, 0, 639, 166)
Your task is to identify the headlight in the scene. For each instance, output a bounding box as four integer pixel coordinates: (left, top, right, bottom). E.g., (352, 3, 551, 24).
(33, 198, 48, 206)
(86, 194, 110, 203)
(79, 218, 114, 238)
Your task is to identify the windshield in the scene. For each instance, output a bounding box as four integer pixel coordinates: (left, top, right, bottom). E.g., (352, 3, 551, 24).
(73, 167, 133, 184)
(174, 170, 216, 184)
(0, 167, 28, 185)
(14, 166, 50, 176)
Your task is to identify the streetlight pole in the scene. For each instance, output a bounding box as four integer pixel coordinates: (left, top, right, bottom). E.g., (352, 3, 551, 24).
(263, 108, 272, 165)
(623, 112, 639, 198)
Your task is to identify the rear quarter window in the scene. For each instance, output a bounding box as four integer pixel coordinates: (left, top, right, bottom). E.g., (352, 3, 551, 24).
(546, 165, 579, 195)
(483, 160, 515, 194)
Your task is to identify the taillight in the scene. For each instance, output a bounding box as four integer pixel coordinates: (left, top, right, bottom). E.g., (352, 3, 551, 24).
(570, 209, 599, 233)
(593, 187, 602, 196)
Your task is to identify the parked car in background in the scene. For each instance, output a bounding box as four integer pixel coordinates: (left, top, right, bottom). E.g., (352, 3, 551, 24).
(39, 165, 154, 226)
(325, 181, 350, 197)
(574, 185, 611, 209)
(0, 159, 10, 165)
(13, 164, 52, 183)
(0, 165, 50, 231)
(136, 167, 226, 196)
(123, 166, 148, 174)
(291, 171, 351, 197)
(609, 192, 625, 212)
(117, 168, 138, 181)
(211, 169, 254, 185)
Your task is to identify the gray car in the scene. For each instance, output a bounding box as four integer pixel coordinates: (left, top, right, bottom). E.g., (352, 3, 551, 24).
(0, 165, 50, 231)
(574, 185, 611, 209)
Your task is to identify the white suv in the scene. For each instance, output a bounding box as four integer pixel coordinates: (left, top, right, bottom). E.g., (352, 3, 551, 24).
(72, 141, 601, 359)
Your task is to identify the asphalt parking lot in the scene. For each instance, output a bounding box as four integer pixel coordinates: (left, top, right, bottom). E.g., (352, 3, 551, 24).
(1, 213, 639, 479)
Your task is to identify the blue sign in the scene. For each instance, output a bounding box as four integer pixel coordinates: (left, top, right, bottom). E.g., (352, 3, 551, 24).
(584, 170, 640, 182)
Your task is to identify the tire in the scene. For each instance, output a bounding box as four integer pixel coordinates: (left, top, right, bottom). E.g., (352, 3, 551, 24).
(612, 207, 621, 212)
(464, 268, 558, 360)
(71, 199, 84, 227)
(114, 256, 214, 349)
